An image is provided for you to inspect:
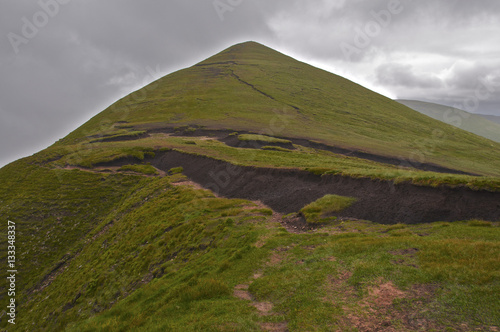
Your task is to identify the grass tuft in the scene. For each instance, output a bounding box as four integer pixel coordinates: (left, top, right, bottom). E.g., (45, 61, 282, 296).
(119, 164, 159, 175)
(168, 167, 184, 175)
(467, 220, 493, 227)
(238, 134, 291, 144)
(301, 194, 357, 224)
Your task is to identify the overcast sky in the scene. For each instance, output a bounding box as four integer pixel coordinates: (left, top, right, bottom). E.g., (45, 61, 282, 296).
(1, 0, 500, 167)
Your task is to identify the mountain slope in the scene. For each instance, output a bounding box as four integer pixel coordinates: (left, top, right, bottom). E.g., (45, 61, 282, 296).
(397, 99, 500, 143)
(2, 159, 499, 331)
(58, 41, 500, 176)
(479, 113, 500, 125)
(1, 41, 500, 331)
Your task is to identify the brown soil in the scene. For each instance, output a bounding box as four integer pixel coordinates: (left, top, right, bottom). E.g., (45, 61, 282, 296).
(281, 214, 317, 233)
(232, 271, 288, 331)
(171, 179, 208, 192)
(233, 288, 253, 301)
(90, 132, 150, 143)
(220, 135, 295, 150)
(325, 272, 443, 332)
(260, 322, 289, 331)
(112, 150, 500, 225)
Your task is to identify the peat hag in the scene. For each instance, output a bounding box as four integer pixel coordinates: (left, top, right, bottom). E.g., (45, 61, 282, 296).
(97, 150, 500, 224)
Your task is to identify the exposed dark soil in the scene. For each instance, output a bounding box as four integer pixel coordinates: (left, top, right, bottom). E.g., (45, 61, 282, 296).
(95, 150, 500, 224)
(220, 135, 295, 150)
(281, 214, 317, 232)
(142, 125, 475, 175)
(89, 133, 150, 143)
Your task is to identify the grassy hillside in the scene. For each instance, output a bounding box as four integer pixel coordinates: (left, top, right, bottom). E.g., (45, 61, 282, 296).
(56, 41, 500, 177)
(479, 113, 500, 125)
(397, 99, 500, 143)
(1, 41, 499, 331)
(1, 161, 499, 331)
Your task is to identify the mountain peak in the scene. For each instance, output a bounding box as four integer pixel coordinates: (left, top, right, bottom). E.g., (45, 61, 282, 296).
(196, 41, 293, 66)
(60, 41, 500, 178)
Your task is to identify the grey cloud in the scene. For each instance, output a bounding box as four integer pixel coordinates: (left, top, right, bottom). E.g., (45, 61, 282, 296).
(0, 0, 279, 167)
(376, 63, 442, 89)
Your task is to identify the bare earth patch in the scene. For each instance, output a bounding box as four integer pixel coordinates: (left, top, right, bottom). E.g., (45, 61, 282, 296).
(260, 322, 289, 331)
(267, 246, 295, 266)
(171, 179, 210, 192)
(253, 301, 274, 315)
(232, 272, 288, 331)
(233, 288, 253, 301)
(389, 248, 420, 268)
(322, 270, 448, 331)
(280, 213, 316, 233)
(346, 281, 441, 331)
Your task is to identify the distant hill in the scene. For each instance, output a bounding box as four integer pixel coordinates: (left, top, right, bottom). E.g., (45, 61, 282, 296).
(397, 99, 500, 143)
(479, 113, 500, 125)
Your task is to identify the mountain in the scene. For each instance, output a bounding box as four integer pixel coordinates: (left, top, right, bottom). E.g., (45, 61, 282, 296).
(397, 99, 500, 143)
(59, 42, 500, 177)
(479, 113, 500, 125)
(1, 42, 499, 331)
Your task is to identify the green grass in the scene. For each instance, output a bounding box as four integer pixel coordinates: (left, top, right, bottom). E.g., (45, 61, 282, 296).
(1, 157, 499, 331)
(119, 163, 159, 175)
(300, 195, 357, 224)
(238, 134, 292, 144)
(261, 146, 293, 152)
(0, 160, 144, 311)
(89, 130, 146, 143)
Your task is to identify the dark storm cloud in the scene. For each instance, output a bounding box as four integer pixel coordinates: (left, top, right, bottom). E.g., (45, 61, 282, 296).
(1, 0, 500, 167)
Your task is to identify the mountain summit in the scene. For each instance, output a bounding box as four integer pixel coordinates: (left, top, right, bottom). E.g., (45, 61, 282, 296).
(61, 41, 500, 176)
